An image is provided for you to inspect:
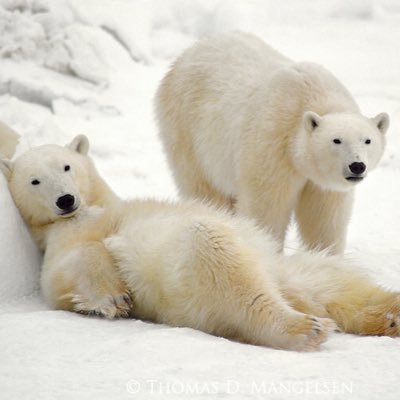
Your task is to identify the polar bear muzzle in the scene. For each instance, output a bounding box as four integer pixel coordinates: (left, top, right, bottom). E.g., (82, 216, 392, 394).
(346, 162, 366, 183)
(56, 194, 80, 216)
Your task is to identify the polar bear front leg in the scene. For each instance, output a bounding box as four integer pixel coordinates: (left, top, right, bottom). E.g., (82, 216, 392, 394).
(184, 222, 336, 350)
(295, 182, 353, 255)
(42, 241, 132, 319)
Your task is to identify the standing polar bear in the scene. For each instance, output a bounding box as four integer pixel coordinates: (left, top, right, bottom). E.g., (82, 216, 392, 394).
(1, 136, 400, 351)
(156, 32, 389, 254)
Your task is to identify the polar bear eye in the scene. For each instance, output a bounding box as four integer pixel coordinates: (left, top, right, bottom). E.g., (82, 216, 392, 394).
(31, 179, 40, 186)
(333, 139, 342, 144)
(64, 165, 71, 172)
(365, 139, 371, 145)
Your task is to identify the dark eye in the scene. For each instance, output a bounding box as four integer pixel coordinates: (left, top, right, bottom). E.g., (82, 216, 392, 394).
(365, 139, 371, 145)
(64, 165, 71, 172)
(333, 139, 342, 144)
(31, 179, 40, 186)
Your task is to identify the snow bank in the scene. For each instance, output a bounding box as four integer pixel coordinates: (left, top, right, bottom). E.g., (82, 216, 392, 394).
(0, 119, 42, 301)
(0, 170, 41, 302)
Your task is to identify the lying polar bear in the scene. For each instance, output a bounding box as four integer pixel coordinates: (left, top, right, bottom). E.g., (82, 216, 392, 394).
(1, 135, 398, 351)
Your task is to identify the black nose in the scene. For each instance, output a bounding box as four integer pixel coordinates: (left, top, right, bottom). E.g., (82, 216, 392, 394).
(56, 194, 75, 210)
(349, 162, 366, 175)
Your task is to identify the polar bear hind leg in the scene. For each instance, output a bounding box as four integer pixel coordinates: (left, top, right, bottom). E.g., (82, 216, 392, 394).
(279, 252, 400, 337)
(326, 289, 400, 337)
(157, 88, 234, 210)
(165, 133, 234, 209)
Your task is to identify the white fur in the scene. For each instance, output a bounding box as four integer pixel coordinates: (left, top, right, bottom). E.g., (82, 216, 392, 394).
(155, 32, 389, 254)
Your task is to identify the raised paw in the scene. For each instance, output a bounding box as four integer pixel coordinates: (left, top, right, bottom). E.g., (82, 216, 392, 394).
(285, 314, 337, 351)
(71, 292, 133, 319)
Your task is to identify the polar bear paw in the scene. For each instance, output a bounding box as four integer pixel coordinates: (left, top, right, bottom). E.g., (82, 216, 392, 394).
(380, 295, 400, 336)
(384, 311, 400, 336)
(71, 292, 133, 319)
(285, 314, 337, 351)
(359, 294, 400, 337)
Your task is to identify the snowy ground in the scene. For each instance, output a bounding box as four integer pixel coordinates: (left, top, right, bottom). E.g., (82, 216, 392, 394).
(1, 0, 400, 399)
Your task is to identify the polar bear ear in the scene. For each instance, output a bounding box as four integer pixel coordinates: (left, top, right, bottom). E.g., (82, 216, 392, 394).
(67, 134, 90, 155)
(303, 111, 322, 133)
(371, 112, 390, 134)
(0, 158, 13, 180)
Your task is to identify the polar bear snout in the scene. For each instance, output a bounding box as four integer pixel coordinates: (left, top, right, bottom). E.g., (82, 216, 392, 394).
(346, 162, 366, 182)
(56, 194, 79, 215)
(348, 162, 366, 175)
(56, 194, 75, 210)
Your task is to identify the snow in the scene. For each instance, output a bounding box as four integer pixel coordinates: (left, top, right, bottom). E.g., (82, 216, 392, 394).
(0, 0, 400, 398)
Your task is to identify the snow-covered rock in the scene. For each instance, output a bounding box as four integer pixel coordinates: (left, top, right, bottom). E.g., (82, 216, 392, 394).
(0, 172, 41, 302)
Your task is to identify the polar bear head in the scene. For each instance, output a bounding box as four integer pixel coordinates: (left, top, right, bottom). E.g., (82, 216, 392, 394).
(0, 135, 95, 227)
(292, 111, 389, 191)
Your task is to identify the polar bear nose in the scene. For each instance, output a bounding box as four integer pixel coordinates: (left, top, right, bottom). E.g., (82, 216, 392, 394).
(56, 194, 75, 210)
(349, 162, 366, 175)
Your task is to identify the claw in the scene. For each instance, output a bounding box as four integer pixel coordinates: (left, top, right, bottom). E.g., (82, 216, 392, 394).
(123, 293, 134, 307)
(70, 292, 131, 319)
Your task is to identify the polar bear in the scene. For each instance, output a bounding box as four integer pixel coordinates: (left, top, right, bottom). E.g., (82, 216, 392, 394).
(1, 136, 399, 351)
(155, 32, 389, 254)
